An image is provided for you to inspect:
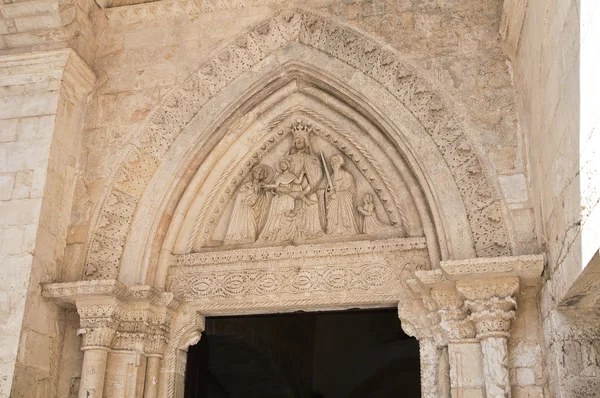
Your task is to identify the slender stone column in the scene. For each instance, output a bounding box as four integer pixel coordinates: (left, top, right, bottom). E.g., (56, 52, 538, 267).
(457, 278, 519, 398)
(466, 296, 516, 398)
(79, 345, 111, 398)
(398, 296, 444, 398)
(419, 337, 442, 398)
(76, 298, 121, 398)
(144, 356, 163, 398)
(77, 327, 116, 398)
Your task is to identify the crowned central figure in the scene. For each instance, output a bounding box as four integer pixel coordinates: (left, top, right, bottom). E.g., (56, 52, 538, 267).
(257, 123, 326, 241)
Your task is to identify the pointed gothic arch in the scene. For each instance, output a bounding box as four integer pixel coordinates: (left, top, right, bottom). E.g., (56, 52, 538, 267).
(83, 8, 513, 290)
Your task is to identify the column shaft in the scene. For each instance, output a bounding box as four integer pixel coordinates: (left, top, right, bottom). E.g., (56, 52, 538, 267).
(480, 336, 510, 398)
(144, 356, 162, 398)
(79, 348, 109, 398)
(419, 338, 440, 398)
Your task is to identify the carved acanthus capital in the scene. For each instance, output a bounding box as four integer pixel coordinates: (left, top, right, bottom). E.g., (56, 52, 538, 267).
(144, 306, 174, 357)
(398, 297, 440, 342)
(76, 297, 122, 349)
(438, 307, 476, 342)
(454, 277, 518, 339)
(428, 285, 474, 342)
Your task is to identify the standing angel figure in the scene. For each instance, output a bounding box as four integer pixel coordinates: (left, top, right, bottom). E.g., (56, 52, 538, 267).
(224, 164, 272, 244)
(326, 154, 359, 236)
(357, 193, 396, 235)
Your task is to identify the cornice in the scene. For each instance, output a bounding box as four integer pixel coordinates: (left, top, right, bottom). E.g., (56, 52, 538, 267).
(0, 48, 96, 103)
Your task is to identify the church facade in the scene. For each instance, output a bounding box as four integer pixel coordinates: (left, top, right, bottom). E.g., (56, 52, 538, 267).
(0, 0, 598, 397)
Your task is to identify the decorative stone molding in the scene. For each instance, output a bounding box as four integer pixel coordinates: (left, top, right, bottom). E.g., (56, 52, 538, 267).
(398, 296, 445, 398)
(85, 7, 512, 280)
(43, 280, 180, 357)
(76, 298, 122, 349)
(466, 297, 517, 339)
(158, 308, 206, 398)
(168, 237, 429, 314)
(401, 255, 544, 398)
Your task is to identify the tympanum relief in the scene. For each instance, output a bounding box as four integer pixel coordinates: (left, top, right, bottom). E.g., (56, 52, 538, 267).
(219, 121, 404, 247)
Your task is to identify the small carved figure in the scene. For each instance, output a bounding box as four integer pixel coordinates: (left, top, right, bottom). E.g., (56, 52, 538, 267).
(326, 154, 359, 236)
(357, 193, 395, 235)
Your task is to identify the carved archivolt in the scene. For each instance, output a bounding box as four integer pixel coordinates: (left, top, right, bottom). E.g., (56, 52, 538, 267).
(85, 8, 511, 280)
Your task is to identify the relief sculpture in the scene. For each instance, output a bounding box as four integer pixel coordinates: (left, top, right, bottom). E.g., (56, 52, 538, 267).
(223, 123, 401, 245)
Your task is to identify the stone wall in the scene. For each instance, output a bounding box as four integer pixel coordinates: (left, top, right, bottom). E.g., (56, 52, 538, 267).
(0, 0, 102, 64)
(504, 0, 600, 396)
(0, 50, 94, 397)
(0, 0, 571, 397)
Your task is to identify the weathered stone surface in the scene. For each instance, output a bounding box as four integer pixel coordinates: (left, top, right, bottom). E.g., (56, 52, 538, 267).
(0, 0, 596, 397)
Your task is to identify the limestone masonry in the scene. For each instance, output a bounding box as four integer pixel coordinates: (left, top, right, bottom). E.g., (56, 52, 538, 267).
(0, 0, 598, 397)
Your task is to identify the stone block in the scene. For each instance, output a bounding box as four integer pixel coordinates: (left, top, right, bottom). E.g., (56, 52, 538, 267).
(510, 343, 542, 368)
(12, 170, 34, 199)
(13, 13, 63, 32)
(498, 173, 528, 203)
(449, 342, 485, 388)
(0, 198, 42, 226)
(516, 367, 536, 386)
(0, 0, 60, 19)
(0, 173, 15, 200)
(512, 385, 544, 398)
(17, 329, 52, 374)
(0, 226, 24, 254)
(0, 119, 18, 143)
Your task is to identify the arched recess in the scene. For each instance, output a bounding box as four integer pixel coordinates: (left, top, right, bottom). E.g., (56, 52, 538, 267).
(83, 8, 513, 285)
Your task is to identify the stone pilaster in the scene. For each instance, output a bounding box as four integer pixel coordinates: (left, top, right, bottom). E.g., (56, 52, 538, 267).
(0, 49, 95, 397)
(398, 296, 443, 398)
(42, 281, 181, 398)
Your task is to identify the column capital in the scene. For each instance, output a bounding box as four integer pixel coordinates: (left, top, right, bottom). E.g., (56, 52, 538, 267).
(76, 296, 122, 349)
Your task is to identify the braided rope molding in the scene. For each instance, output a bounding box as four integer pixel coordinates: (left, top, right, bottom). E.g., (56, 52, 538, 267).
(85, 8, 511, 280)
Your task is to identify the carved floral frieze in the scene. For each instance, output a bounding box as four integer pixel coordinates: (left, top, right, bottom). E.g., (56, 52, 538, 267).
(168, 237, 429, 312)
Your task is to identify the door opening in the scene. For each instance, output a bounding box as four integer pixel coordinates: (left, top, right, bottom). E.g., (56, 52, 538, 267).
(184, 308, 420, 397)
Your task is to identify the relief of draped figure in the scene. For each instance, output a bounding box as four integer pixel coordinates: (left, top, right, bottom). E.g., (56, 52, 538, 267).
(325, 154, 360, 236)
(257, 157, 303, 242)
(223, 127, 401, 245)
(287, 133, 326, 238)
(224, 164, 272, 244)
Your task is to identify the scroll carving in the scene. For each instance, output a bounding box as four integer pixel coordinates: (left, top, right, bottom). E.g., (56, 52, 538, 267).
(168, 238, 429, 310)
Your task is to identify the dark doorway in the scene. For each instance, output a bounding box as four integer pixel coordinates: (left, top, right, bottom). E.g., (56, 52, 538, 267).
(184, 309, 420, 398)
